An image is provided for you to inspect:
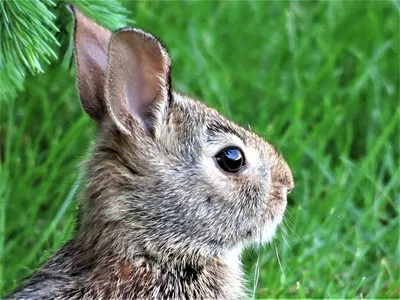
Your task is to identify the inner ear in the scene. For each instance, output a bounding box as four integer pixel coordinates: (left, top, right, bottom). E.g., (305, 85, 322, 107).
(69, 5, 111, 121)
(106, 28, 171, 136)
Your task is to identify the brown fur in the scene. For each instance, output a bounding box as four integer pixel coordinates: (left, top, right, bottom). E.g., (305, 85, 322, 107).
(7, 6, 293, 300)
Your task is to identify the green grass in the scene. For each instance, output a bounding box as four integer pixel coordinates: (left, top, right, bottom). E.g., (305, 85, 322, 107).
(1, 1, 399, 298)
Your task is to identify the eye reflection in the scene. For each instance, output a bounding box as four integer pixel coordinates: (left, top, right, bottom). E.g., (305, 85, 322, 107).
(215, 146, 245, 173)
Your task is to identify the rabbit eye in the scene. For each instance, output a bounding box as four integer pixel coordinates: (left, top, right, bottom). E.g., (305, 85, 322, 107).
(215, 146, 245, 173)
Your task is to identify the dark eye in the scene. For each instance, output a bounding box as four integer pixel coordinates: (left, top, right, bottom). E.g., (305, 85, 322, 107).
(215, 146, 245, 173)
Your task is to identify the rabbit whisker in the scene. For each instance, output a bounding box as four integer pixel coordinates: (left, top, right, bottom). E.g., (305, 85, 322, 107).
(252, 231, 262, 300)
(274, 241, 286, 282)
(279, 226, 292, 250)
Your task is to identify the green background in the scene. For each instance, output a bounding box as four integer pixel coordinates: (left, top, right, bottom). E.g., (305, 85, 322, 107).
(1, 1, 399, 298)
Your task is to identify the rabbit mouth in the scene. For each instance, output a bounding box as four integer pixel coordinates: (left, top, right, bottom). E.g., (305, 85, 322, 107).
(240, 214, 284, 246)
(237, 192, 287, 246)
(258, 197, 287, 244)
(260, 219, 282, 244)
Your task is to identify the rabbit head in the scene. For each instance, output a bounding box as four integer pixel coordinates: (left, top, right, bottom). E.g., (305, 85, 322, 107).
(71, 8, 294, 264)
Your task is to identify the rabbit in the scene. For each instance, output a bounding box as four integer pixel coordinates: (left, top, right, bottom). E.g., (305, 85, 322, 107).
(7, 5, 294, 300)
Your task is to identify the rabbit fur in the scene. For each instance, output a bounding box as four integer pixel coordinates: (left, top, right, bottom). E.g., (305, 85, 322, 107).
(7, 6, 294, 300)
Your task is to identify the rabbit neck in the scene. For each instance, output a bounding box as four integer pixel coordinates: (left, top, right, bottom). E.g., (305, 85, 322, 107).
(40, 237, 245, 299)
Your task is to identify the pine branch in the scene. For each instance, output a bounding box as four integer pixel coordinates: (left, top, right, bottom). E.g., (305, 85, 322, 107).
(0, 64, 25, 101)
(0, 0, 59, 75)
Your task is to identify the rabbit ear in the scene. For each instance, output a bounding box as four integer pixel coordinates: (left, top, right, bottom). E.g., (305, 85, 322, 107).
(105, 28, 172, 136)
(69, 5, 111, 121)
